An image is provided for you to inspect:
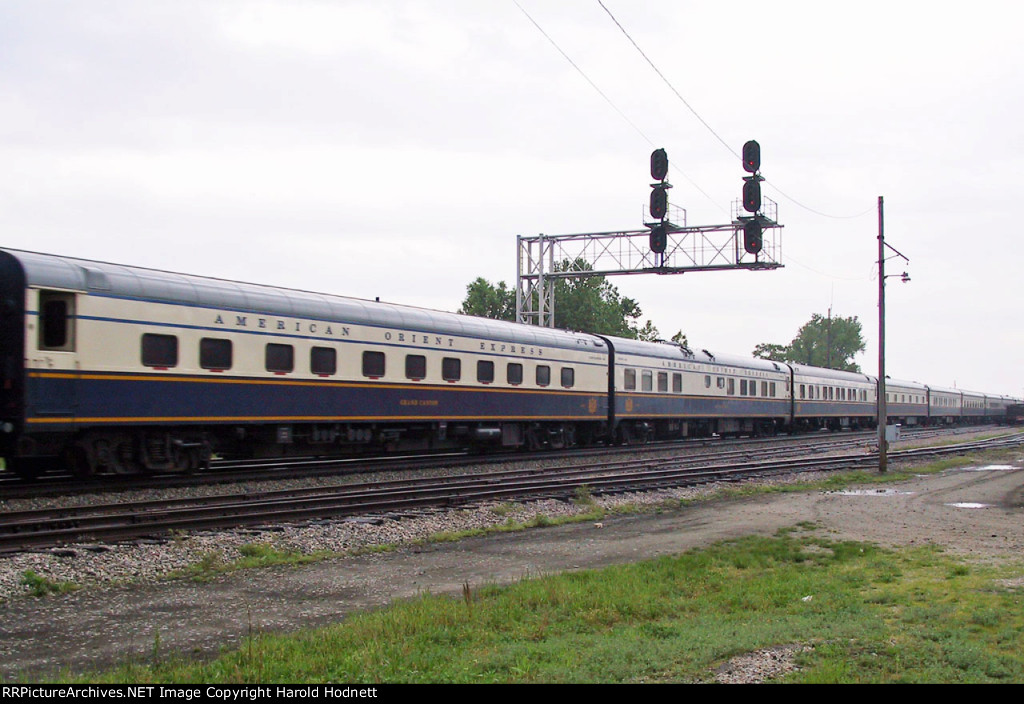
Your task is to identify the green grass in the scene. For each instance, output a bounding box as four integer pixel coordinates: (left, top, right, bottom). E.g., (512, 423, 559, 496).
(60, 529, 1024, 684)
(18, 570, 80, 598)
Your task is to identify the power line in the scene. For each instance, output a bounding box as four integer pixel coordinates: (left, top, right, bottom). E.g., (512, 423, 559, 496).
(513, 0, 652, 148)
(597, 0, 738, 160)
(512, 0, 726, 213)
(597, 1, 873, 221)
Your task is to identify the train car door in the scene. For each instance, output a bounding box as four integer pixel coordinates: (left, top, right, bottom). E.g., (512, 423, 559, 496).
(28, 290, 78, 417)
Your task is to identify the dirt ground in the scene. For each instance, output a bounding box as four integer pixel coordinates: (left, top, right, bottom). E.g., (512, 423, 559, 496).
(1, 457, 1023, 681)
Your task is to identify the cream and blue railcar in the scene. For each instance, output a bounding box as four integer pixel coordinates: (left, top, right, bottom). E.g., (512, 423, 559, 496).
(0, 248, 610, 476)
(927, 385, 963, 425)
(4, 245, 1018, 480)
(984, 394, 1013, 422)
(883, 379, 929, 425)
(609, 340, 791, 439)
(959, 390, 988, 421)
(789, 364, 876, 430)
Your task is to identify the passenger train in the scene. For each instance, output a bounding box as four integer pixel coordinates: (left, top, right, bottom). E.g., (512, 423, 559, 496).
(0, 247, 1017, 478)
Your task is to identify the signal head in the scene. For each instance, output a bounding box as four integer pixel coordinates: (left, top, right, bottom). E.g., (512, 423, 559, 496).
(742, 140, 760, 173)
(743, 219, 763, 255)
(650, 186, 668, 220)
(650, 224, 667, 254)
(742, 179, 761, 213)
(650, 148, 669, 181)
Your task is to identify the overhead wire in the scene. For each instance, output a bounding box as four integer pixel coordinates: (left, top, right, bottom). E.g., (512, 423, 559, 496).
(511, 0, 725, 213)
(597, 0, 874, 221)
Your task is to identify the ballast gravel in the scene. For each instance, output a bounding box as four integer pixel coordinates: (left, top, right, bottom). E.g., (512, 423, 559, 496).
(0, 480, 726, 601)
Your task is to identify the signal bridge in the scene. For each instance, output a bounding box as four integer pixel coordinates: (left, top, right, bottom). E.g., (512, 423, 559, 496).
(516, 143, 783, 328)
(516, 203, 782, 328)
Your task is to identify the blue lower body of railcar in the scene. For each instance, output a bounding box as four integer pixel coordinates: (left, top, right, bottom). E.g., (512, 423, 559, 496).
(614, 394, 792, 440)
(793, 401, 877, 429)
(26, 371, 606, 425)
(19, 370, 610, 474)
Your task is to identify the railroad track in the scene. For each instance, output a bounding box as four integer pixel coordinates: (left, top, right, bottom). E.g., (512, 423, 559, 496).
(2, 430, 1020, 555)
(0, 424, 966, 501)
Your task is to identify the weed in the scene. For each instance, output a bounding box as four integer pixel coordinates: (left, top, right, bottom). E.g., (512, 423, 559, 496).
(19, 570, 78, 597)
(572, 485, 596, 507)
(490, 502, 518, 517)
(527, 514, 553, 528)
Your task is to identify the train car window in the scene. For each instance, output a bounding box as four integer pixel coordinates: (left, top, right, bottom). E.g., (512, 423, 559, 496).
(536, 365, 550, 387)
(641, 371, 653, 392)
(740, 379, 748, 396)
(141, 333, 178, 368)
(770, 382, 777, 397)
(38, 291, 76, 351)
(200, 338, 233, 370)
(657, 372, 668, 393)
(362, 351, 386, 378)
(310, 346, 337, 376)
(477, 360, 495, 384)
(717, 377, 725, 390)
(704, 375, 711, 389)
(762, 381, 768, 397)
(673, 373, 683, 393)
(442, 357, 461, 382)
(624, 368, 636, 391)
(266, 343, 294, 373)
(800, 384, 805, 399)
(727, 378, 735, 396)
(507, 363, 523, 385)
(405, 354, 427, 381)
(560, 367, 575, 388)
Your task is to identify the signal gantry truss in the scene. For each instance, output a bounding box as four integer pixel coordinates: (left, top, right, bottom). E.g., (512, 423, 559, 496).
(516, 199, 783, 327)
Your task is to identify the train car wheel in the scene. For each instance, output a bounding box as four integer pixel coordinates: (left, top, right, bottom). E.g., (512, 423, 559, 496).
(8, 457, 46, 480)
(63, 446, 94, 479)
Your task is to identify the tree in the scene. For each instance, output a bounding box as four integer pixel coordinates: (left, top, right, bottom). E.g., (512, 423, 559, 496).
(753, 313, 865, 372)
(752, 342, 789, 362)
(458, 278, 516, 321)
(458, 261, 668, 341)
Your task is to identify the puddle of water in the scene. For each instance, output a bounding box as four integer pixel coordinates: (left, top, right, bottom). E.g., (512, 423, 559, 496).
(961, 464, 1017, 472)
(947, 502, 992, 509)
(831, 489, 914, 496)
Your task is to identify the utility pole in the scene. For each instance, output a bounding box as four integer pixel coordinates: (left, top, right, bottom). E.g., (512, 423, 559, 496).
(826, 305, 832, 369)
(878, 197, 887, 473)
(877, 195, 910, 473)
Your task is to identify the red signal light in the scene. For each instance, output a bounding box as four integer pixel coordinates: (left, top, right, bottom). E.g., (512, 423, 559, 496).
(650, 224, 667, 254)
(743, 220, 763, 254)
(742, 179, 761, 213)
(650, 186, 668, 220)
(742, 140, 760, 173)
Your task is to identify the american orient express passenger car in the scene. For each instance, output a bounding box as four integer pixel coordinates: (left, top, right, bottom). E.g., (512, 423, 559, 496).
(0, 248, 610, 476)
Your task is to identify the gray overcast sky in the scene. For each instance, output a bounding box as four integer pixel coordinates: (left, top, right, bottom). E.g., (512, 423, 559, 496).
(1, 0, 1020, 395)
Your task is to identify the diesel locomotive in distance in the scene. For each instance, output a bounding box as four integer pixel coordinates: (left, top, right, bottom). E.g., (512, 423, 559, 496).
(0, 248, 1016, 478)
